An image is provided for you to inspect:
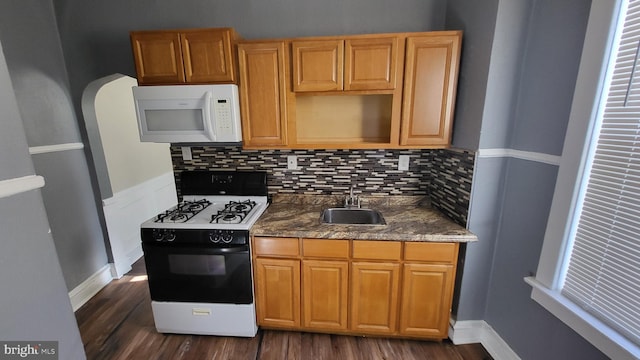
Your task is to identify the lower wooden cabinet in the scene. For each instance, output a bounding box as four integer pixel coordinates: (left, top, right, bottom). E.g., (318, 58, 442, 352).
(253, 257, 300, 328)
(399, 263, 455, 338)
(350, 261, 400, 334)
(252, 236, 459, 340)
(302, 260, 349, 330)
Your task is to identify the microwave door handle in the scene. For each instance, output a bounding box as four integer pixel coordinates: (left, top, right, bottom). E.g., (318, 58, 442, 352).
(203, 91, 216, 141)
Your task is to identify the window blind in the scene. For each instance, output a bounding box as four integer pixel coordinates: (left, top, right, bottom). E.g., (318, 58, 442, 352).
(562, 0, 640, 346)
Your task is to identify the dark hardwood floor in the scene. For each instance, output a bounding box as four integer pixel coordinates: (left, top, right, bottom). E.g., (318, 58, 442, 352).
(75, 258, 492, 360)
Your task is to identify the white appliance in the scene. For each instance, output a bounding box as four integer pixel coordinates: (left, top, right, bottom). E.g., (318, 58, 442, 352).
(141, 171, 268, 337)
(132, 84, 242, 143)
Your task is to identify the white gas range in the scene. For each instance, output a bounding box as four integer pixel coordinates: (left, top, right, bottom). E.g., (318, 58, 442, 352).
(140, 171, 268, 337)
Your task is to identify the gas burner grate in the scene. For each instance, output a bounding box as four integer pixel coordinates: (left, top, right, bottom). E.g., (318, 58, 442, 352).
(211, 200, 257, 224)
(155, 199, 212, 223)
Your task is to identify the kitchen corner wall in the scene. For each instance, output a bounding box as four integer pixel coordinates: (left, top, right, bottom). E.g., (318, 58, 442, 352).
(170, 146, 474, 227)
(429, 149, 474, 227)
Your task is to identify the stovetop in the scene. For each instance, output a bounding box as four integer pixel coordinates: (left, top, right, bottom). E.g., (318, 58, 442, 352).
(141, 170, 269, 233)
(142, 195, 268, 230)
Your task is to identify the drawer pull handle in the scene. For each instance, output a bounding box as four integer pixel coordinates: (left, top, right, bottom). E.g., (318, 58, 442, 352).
(192, 308, 211, 316)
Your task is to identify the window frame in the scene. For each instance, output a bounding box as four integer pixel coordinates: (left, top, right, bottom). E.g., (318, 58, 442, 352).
(526, 0, 640, 359)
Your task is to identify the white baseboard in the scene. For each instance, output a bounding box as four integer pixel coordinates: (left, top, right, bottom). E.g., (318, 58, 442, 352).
(127, 244, 143, 266)
(68, 265, 112, 312)
(109, 260, 131, 279)
(449, 320, 521, 360)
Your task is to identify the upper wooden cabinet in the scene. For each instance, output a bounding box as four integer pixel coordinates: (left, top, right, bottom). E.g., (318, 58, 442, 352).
(292, 40, 344, 92)
(292, 36, 399, 92)
(129, 28, 462, 148)
(130, 31, 184, 84)
(130, 28, 238, 85)
(236, 30, 461, 149)
(400, 33, 461, 146)
(345, 37, 399, 91)
(237, 41, 288, 148)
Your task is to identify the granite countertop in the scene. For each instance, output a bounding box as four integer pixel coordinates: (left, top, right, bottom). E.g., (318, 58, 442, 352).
(251, 194, 477, 242)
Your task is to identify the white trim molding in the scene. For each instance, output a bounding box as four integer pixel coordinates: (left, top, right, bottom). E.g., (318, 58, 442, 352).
(477, 148, 561, 166)
(0, 175, 45, 199)
(449, 320, 521, 360)
(68, 264, 113, 312)
(29, 142, 84, 155)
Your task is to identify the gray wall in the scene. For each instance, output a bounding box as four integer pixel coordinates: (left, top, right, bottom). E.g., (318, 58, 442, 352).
(445, 0, 498, 151)
(53, 0, 447, 138)
(484, 1, 605, 358)
(443, 0, 501, 320)
(0, 42, 86, 359)
(0, 1, 108, 290)
(485, 160, 605, 360)
(450, 0, 608, 359)
(509, 1, 587, 155)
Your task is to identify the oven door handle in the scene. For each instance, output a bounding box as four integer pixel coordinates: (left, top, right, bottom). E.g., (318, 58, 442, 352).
(207, 246, 249, 254)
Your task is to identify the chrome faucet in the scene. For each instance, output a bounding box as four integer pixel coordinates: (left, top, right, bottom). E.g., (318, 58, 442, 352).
(344, 186, 361, 208)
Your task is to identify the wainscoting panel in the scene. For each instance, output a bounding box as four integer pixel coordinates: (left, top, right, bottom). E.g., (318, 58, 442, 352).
(102, 172, 177, 278)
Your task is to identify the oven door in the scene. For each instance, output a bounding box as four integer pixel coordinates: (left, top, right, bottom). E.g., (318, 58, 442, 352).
(142, 242, 253, 304)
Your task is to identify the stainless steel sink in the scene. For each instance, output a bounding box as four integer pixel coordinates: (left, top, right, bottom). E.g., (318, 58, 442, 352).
(320, 208, 386, 225)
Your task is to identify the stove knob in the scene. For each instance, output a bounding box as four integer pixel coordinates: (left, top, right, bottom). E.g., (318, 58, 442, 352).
(153, 229, 164, 242)
(222, 233, 234, 243)
(208, 231, 220, 243)
(165, 230, 176, 242)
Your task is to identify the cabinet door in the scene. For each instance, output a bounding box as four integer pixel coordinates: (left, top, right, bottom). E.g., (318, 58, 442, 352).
(292, 40, 344, 92)
(399, 263, 455, 338)
(400, 33, 461, 146)
(130, 31, 185, 84)
(350, 261, 400, 334)
(253, 258, 301, 328)
(181, 29, 236, 83)
(344, 37, 399, 90)
(302, 260, 349, 330)
(238, 42, 288, 147)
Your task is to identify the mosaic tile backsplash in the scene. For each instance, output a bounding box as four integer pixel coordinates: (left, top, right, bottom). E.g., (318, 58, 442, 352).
(429, 149, 475, 226)
(170, 146, 474, 227)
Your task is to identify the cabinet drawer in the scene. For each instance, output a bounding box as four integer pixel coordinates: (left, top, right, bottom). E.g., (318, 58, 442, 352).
(302, 239, 349, 259)
(253, 237, 299, 257)
(404, 242, 458, 263)
(352, 240, 401, 260)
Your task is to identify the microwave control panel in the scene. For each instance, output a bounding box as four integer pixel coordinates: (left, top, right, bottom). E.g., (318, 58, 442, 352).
(214, 99, 233, 136)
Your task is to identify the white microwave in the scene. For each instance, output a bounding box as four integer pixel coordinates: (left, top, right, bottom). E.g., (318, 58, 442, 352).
(132, 84, 242, 143)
